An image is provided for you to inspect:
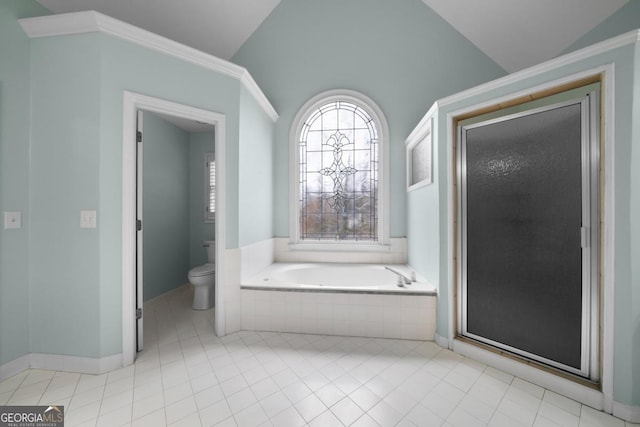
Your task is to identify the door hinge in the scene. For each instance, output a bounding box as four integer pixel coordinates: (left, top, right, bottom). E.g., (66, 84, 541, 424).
(137, 219, 142, 231)
(136, 131, 142, 143)
(136, 308, 142, 320)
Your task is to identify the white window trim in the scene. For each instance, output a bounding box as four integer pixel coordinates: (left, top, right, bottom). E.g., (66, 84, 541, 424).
(204, 152, 215, 223)
(289, 89, 390, 251)
(406, 116, 433, 192)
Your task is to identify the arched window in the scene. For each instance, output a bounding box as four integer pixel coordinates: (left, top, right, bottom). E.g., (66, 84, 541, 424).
(290, 90, 389, 247)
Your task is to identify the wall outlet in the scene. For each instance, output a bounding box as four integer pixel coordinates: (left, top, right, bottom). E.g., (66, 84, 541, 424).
(4, 211, 21, 229)
(80, 210, 97, 228)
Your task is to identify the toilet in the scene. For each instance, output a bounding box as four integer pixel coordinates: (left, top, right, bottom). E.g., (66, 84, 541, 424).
(188, 240, 215, 310)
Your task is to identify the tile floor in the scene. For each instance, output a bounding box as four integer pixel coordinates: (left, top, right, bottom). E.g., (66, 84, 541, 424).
(0, 285, 637, 427)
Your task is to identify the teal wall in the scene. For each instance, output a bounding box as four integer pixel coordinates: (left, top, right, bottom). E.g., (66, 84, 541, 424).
(0, 0, 49, 366)
(96, 35, 244, 356)
(30, 33, 103, 357)
(189, 131, 215, 268)
(406, 113, 441, 287)
(238, 86, 274, 247)
(23, 31, 249, 359)
(632, 42, 640, 406)
(232, 0, 506, 239)
(0, 0, 639, 413)
(562, 1, 640, 55)
(424, 42, 639, 407)
(142, 112, 190, 301)
(560, 7, 640, 406)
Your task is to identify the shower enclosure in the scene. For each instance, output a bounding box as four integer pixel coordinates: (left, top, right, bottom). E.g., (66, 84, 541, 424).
(457, 91, 600, 381)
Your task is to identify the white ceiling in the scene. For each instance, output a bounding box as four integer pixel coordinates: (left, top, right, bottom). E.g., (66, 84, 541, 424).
(151, 111, 214, 133)
(422, 0, 629, 72)
(36, 0, 629, 73)
(35, 0, 281, 60)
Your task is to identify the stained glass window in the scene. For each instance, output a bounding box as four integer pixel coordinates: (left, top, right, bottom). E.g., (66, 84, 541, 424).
(298, 100, 379, 241)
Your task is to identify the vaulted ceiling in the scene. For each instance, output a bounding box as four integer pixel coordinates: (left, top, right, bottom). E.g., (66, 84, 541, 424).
(36, 0, 629, 73)
(421, 0, 629, 72)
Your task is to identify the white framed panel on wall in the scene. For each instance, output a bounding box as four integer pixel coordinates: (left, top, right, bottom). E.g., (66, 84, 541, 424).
(406, 116, 433, 191)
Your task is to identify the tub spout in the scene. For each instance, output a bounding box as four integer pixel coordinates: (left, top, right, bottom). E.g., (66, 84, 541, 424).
(385, 266, 412, 285)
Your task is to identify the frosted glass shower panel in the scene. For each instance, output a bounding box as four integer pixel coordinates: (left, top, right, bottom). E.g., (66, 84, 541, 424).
(460, 102, 587, 374)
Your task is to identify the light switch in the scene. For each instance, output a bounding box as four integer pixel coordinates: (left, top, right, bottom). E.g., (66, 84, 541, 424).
(80, 210, 97, 228)
(4, 211, 21, 229)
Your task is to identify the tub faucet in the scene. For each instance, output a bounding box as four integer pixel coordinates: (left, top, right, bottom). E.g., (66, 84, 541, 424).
(385, 266, 412, 285)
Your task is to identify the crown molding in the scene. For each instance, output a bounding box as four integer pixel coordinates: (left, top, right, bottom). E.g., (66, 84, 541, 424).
(19, 10, 278, 122)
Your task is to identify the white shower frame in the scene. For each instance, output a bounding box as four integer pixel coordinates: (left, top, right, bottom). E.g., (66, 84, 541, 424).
(121, 91, 227, 366)
(457, 94, 599, 380)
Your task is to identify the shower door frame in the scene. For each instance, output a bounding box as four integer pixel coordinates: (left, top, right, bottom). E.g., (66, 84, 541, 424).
(456, 92, 600, 381)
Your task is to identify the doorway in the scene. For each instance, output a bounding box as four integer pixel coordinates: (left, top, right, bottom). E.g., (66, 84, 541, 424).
(135, 110, 216, 352)
(122, 92, 227, 366)
(456, 88, 600, 381)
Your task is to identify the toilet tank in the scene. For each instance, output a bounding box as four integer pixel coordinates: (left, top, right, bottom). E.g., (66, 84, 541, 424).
(204, 240, 215, 263)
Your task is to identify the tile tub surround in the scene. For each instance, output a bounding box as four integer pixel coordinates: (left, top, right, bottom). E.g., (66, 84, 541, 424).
(241, 290, 436, 341)
(238, 238, 430, 340)
(273, 237, 408, 264)
(0, 284, 635, 427)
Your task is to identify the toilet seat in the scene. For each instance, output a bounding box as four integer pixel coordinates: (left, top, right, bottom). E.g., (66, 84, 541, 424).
(189, 263, 215, 277)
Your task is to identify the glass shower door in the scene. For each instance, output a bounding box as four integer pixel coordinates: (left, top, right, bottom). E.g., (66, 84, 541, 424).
(458, 94, 599, 379)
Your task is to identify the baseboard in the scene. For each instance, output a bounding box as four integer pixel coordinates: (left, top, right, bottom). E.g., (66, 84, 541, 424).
(0, 352, 122, 382)
(435, 333, 450, 349)
(30, 353, 122, 375)
(613, 401, 640, 423)
(0, 354, 30, 382)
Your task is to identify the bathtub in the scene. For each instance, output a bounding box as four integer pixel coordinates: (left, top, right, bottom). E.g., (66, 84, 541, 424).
(241, 263, 437, 340)
(243, 263, 436, 295)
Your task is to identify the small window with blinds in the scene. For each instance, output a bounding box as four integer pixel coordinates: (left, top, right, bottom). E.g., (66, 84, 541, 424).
(205, 152, 215, 222)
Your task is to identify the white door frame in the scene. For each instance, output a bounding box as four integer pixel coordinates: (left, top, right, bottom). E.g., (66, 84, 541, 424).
(136, 110, 144, 352)
(122, 91, 227, 366)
